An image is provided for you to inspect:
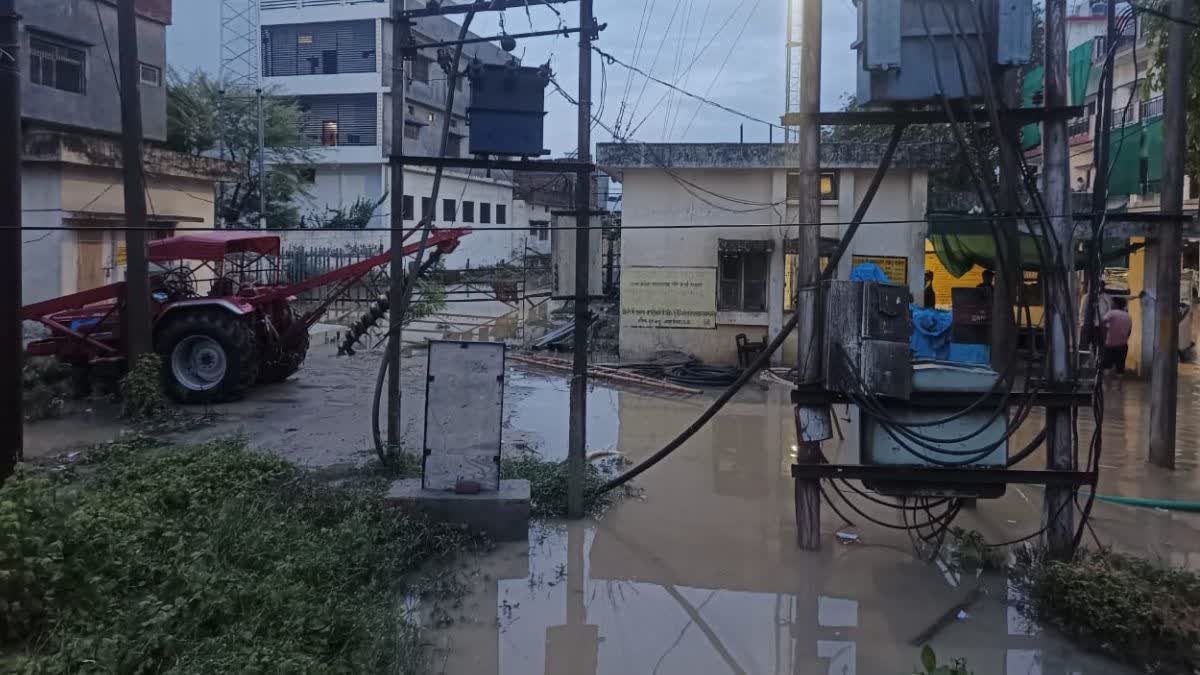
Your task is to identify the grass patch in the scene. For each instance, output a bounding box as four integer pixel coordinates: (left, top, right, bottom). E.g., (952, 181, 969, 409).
(0, 437, 469, 673)
(499, 456, 615, 518)
(1011, 547, 1200, 673)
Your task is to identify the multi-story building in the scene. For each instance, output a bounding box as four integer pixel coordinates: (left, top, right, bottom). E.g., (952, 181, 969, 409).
(1022, 5, 1200, 373)
(259, 0, 517, 268)
(18, 0, 231, 304)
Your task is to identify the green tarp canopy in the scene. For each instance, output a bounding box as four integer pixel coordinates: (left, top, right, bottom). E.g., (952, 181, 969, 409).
(1021, 39, 1094, 151)
(1107, 123, 1144, 196)
(1143, 116, 1164, 184)
(928, 216, 1138, 278)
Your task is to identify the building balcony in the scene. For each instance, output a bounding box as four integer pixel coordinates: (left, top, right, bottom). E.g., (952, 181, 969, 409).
(260, 0, 388, 23)
(1140, 96, 1164, 121)
(301, 144, 384, 165)
(264, 73, 383, 96)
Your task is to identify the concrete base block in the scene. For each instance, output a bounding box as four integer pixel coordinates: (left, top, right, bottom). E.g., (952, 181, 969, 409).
(384, 479, 531, 542)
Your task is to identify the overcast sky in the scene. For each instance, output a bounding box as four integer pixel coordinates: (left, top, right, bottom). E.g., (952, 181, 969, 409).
(167, 0, 859, 155)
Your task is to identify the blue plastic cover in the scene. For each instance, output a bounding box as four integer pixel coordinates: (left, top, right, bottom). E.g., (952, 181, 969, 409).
(850, 262, 891, 283)
(910, 305, 953, 360)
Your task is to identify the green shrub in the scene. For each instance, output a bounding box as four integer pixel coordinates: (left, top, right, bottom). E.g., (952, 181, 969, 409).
(500, 456, 615, 518)
(22, 358, 72, 422)
(120, 353, 171, 421)
(0, 438, 466, 673)
(1011, 547, 1200, 673)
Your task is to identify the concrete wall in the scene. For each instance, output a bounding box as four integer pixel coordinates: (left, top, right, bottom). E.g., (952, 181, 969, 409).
(21, 164, 217, 304)
(512, 199, 552, 257)
(18, 0, 167, 141)
(617, 166, 927, 365)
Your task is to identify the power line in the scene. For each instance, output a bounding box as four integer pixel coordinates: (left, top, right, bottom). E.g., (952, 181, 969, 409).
(1129, 1, 1200, 28)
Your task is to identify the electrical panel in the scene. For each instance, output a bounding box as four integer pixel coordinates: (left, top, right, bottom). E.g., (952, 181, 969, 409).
(823, 280, 914, 400)
(853, 0, 1033, 105)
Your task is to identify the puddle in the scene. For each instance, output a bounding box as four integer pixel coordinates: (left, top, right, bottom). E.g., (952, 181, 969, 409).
(504, 369, 624, 461)
(423, 379, 1196, 674)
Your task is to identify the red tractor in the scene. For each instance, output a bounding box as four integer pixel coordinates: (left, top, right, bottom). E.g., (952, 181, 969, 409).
(22, 229, 466, 403)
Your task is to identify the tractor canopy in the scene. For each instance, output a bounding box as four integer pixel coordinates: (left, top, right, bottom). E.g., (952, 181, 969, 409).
(148, 232, 281, 263)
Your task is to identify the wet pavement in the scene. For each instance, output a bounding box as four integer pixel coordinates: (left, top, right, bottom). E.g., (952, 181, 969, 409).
(20, 347, 1200, 673)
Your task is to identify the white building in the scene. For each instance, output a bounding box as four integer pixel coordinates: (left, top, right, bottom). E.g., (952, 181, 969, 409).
(260, 0, 518, 268)
(598, 142, 943, 366)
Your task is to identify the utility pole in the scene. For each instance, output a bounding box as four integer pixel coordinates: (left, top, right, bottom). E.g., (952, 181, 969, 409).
(992, 69, 1022, 372)
(1041, 0, 1076, 557)
(1148, 0, 1191, 469)
(257, 88, 267, 228)
(118, 0, 151, 359)
(387, 6, 409, 450)
(792, 0, 826, 550)
(567, 0, 594, 519)
(0, 0, 22, 481)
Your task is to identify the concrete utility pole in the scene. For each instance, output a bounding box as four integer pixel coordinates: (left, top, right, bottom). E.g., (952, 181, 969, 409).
(992, 69, 1022, 372)
(792, 0, 826, 550)
(1041, 0, 1076, 557)
(387, 7, 408, 449)
(567, 0, 594, 519)
(1148, 0, 1191, 469)
(0, 0, 22, 481)
(118, 0, 152, 360)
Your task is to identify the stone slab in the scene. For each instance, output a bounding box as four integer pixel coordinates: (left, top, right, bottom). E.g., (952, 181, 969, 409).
(384, 479, 530, 542)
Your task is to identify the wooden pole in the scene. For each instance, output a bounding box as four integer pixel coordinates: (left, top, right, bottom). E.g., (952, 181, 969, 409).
(792, 0, 826, 551)
(567, 0, 594, 519)
(1148, 0, 1191, 469)
(0, 0, 22, 481)
(118, 0, 151, 360)
(1041, 0, 1076, 557)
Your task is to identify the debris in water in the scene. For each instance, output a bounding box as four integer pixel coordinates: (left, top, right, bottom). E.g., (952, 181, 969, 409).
(836, 531, 860, 544)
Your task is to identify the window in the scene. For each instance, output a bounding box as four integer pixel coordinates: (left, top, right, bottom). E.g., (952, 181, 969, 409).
(322, 121, 338, 146)
(139, 63, 162, 87)
(530, 220, 550, 241)
(786, 171, 838, 200)
(421, 197, 432, 220)
(446, 133, 463, 158)
(402, 195, 414, 220)
(718, 250, 769, 312)
(442, 199, 456, 221)
(262, 21, 377, 77)
(480, 202, 491, 224)
(30, 34, 86, 94)
(496, 204, 507, 224)
(462, 201, 475, 223)
(411, 56, 431, 83)
(404, 122, 421, 140)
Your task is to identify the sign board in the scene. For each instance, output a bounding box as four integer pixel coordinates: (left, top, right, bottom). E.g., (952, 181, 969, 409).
(115, 244, 127, 266)
(620, 266, 717, 329)
(423, 341, 506, 492)
(851, 254, 909, 285)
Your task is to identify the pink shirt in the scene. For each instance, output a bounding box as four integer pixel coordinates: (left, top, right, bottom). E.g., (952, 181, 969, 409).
(1102, 309, 1132, 347)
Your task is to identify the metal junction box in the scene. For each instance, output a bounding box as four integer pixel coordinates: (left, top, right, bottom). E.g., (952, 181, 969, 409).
(824, 280, 914, 400)
(423, 340, 507, 492)
(853, 0, 1033, 105)
(861, 363, 1008, 497)
(467, 62, 550, 157)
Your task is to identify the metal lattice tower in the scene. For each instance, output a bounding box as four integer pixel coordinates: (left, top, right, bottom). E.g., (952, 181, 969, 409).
(784, 0, 803, 143)
(219, 0, 261, 93)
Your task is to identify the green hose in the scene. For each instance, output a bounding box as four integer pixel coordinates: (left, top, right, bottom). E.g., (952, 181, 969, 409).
(1081, 491, 1200, 512)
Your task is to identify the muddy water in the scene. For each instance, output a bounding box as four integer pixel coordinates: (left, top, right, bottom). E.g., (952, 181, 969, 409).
(428, 380, 1200, 675)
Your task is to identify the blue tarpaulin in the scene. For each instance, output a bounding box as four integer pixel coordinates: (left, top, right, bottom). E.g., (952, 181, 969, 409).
(911, 306, 953, 360)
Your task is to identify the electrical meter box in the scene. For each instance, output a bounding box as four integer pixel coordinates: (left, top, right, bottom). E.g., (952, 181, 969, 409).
(467, 62, 550, 157)
(423, 340, 506, 492)
(861, 362, 1008, 497)
(824, 280, 914, 400)
(853, 0, 1033, 105)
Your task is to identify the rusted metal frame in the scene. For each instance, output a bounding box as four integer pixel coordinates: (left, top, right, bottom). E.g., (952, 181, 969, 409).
(791, 464, 1094, 487)
(20, 281, 126, 320)
(789, 388, 1093, 409)
(39, 316, 120, 355)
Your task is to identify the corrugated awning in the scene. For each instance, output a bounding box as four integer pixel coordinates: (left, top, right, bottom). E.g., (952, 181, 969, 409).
(784, 236, 842, 256)
(62, 211, 206, 225)
(927, 216, 1142, 277)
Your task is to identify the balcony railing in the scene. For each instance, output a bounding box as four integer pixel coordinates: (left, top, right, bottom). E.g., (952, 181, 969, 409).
(1067, 116, 1091, 138)
(1140, 96, 1164, 121)
(262, 0, 385, 10)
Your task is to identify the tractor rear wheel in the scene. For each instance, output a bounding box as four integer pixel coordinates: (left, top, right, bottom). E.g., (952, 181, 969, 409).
(258, 306, 310, 384)
(156, 309, 259, 403)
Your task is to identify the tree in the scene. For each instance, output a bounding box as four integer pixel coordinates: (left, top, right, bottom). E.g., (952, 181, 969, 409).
(166, 70, 315, 229)
(301, 194, 388, 230)
(1143, 1, 1200, 177)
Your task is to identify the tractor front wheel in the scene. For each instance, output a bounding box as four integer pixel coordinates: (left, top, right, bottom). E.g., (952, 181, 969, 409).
(156, 309, 259, 403)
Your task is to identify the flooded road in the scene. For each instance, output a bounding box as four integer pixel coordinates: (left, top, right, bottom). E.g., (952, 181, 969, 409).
(427, 378, 1200, 675)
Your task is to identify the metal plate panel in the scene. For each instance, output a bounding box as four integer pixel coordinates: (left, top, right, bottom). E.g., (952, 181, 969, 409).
(860, 406, 1008, 467)
(423, 340, 506, 492)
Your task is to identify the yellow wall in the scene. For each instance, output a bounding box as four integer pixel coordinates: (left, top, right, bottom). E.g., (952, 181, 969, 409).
(1127, 236, 1146, 374)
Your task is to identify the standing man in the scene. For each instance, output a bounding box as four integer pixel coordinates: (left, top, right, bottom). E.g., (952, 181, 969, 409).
(924, 271, 937, 308)
(1100, 295, 1133, 385)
